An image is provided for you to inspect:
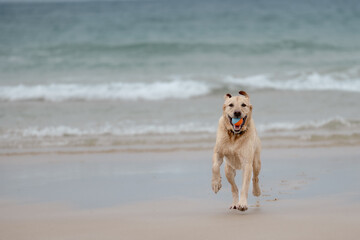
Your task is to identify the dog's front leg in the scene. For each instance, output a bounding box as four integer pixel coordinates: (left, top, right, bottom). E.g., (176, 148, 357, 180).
(225, 163, 239, 209)
(212, 152, 223, 193)
(237, 163, 253, 211)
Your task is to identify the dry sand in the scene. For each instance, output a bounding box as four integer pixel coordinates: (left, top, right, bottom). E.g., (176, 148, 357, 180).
(0, 147, 360, 240)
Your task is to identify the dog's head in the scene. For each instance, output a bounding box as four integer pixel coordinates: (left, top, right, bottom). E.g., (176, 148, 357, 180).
(223, 91, 252, 134)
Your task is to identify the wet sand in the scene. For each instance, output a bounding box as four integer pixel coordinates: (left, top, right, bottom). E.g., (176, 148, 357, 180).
(0, 146, 360, 240)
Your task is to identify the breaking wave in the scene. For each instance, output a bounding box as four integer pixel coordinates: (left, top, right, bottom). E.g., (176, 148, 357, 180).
(257, 117, 359, 133)
(0, 80, 211, 102)
(1, 69, 360, 102)
(224, 71, 360, 92)
(2, 117, 359, 151)
(3, 117, 358, 139)
(5, 123, 215, 138)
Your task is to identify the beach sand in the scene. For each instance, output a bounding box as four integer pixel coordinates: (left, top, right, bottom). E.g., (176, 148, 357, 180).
(1, 146, 360, 240)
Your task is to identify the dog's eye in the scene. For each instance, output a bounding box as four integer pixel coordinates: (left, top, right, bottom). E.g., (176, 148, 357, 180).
(229, 104, 234, 107)
(242, 103, 247, 107)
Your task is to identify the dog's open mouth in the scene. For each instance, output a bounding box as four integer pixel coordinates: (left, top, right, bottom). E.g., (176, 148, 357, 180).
(228, 115, 247, 133)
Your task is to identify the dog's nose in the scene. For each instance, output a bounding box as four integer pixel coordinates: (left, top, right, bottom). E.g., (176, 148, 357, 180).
(234, 111, 241, 118)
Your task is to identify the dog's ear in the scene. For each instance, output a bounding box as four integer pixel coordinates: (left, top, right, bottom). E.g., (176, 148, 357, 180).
(224, 93, 232, 100)
(239, 90, 249, 99)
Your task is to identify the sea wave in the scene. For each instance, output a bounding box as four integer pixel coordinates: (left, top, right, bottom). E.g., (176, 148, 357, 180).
(5, 123, 215, 138)
(10, 40, 346, 57)
(2, 117, 360, 151)
(0, 80, 211, 102)
(257, 117, 359, 133)
(3, 117, 358, 139)
(1, 70, 359, 102)
(224, 72, 360, 92)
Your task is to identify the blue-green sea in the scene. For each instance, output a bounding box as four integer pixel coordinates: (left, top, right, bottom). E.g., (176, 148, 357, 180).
(1, 0, 360, 153)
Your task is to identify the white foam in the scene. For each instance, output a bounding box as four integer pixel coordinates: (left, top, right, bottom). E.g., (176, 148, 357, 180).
(7, 117, 357, 139)
(257, 116, 356, 133)
(0, 80, 211, 102)
(9, 122, 216, 138)
(224, 72, 360, 92)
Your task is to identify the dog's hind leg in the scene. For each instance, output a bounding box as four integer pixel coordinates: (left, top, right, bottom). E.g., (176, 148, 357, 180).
(225, 163, 239, 209)
(252, 150, 261, 197)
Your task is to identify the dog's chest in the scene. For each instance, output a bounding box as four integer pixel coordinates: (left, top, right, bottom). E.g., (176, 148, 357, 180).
(224, 147, 246, 170)
(219, 132, 252, 169)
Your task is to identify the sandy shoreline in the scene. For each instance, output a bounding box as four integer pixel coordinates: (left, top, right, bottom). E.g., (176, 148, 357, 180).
(1, 197, 360, 240)
(1, 146, 360, 239)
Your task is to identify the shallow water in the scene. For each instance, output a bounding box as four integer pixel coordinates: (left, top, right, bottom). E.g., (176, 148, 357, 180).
(1, 147, 359, 208)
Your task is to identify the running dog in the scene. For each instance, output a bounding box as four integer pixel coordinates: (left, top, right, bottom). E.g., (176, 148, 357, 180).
(211, 91, 261, 211)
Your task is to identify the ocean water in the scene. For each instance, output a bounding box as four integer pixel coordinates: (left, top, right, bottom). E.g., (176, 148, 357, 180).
(1, 0, 360, 153)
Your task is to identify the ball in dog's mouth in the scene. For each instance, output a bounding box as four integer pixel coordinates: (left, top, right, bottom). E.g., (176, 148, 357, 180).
(229, 115, 247, 133)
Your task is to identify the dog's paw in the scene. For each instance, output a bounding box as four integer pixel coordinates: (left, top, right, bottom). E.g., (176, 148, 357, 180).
(229, 204, 237, 210)
(236, 201, 248, 211)
(237, 204, 248, 211)
(212, 180, 222, 194)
